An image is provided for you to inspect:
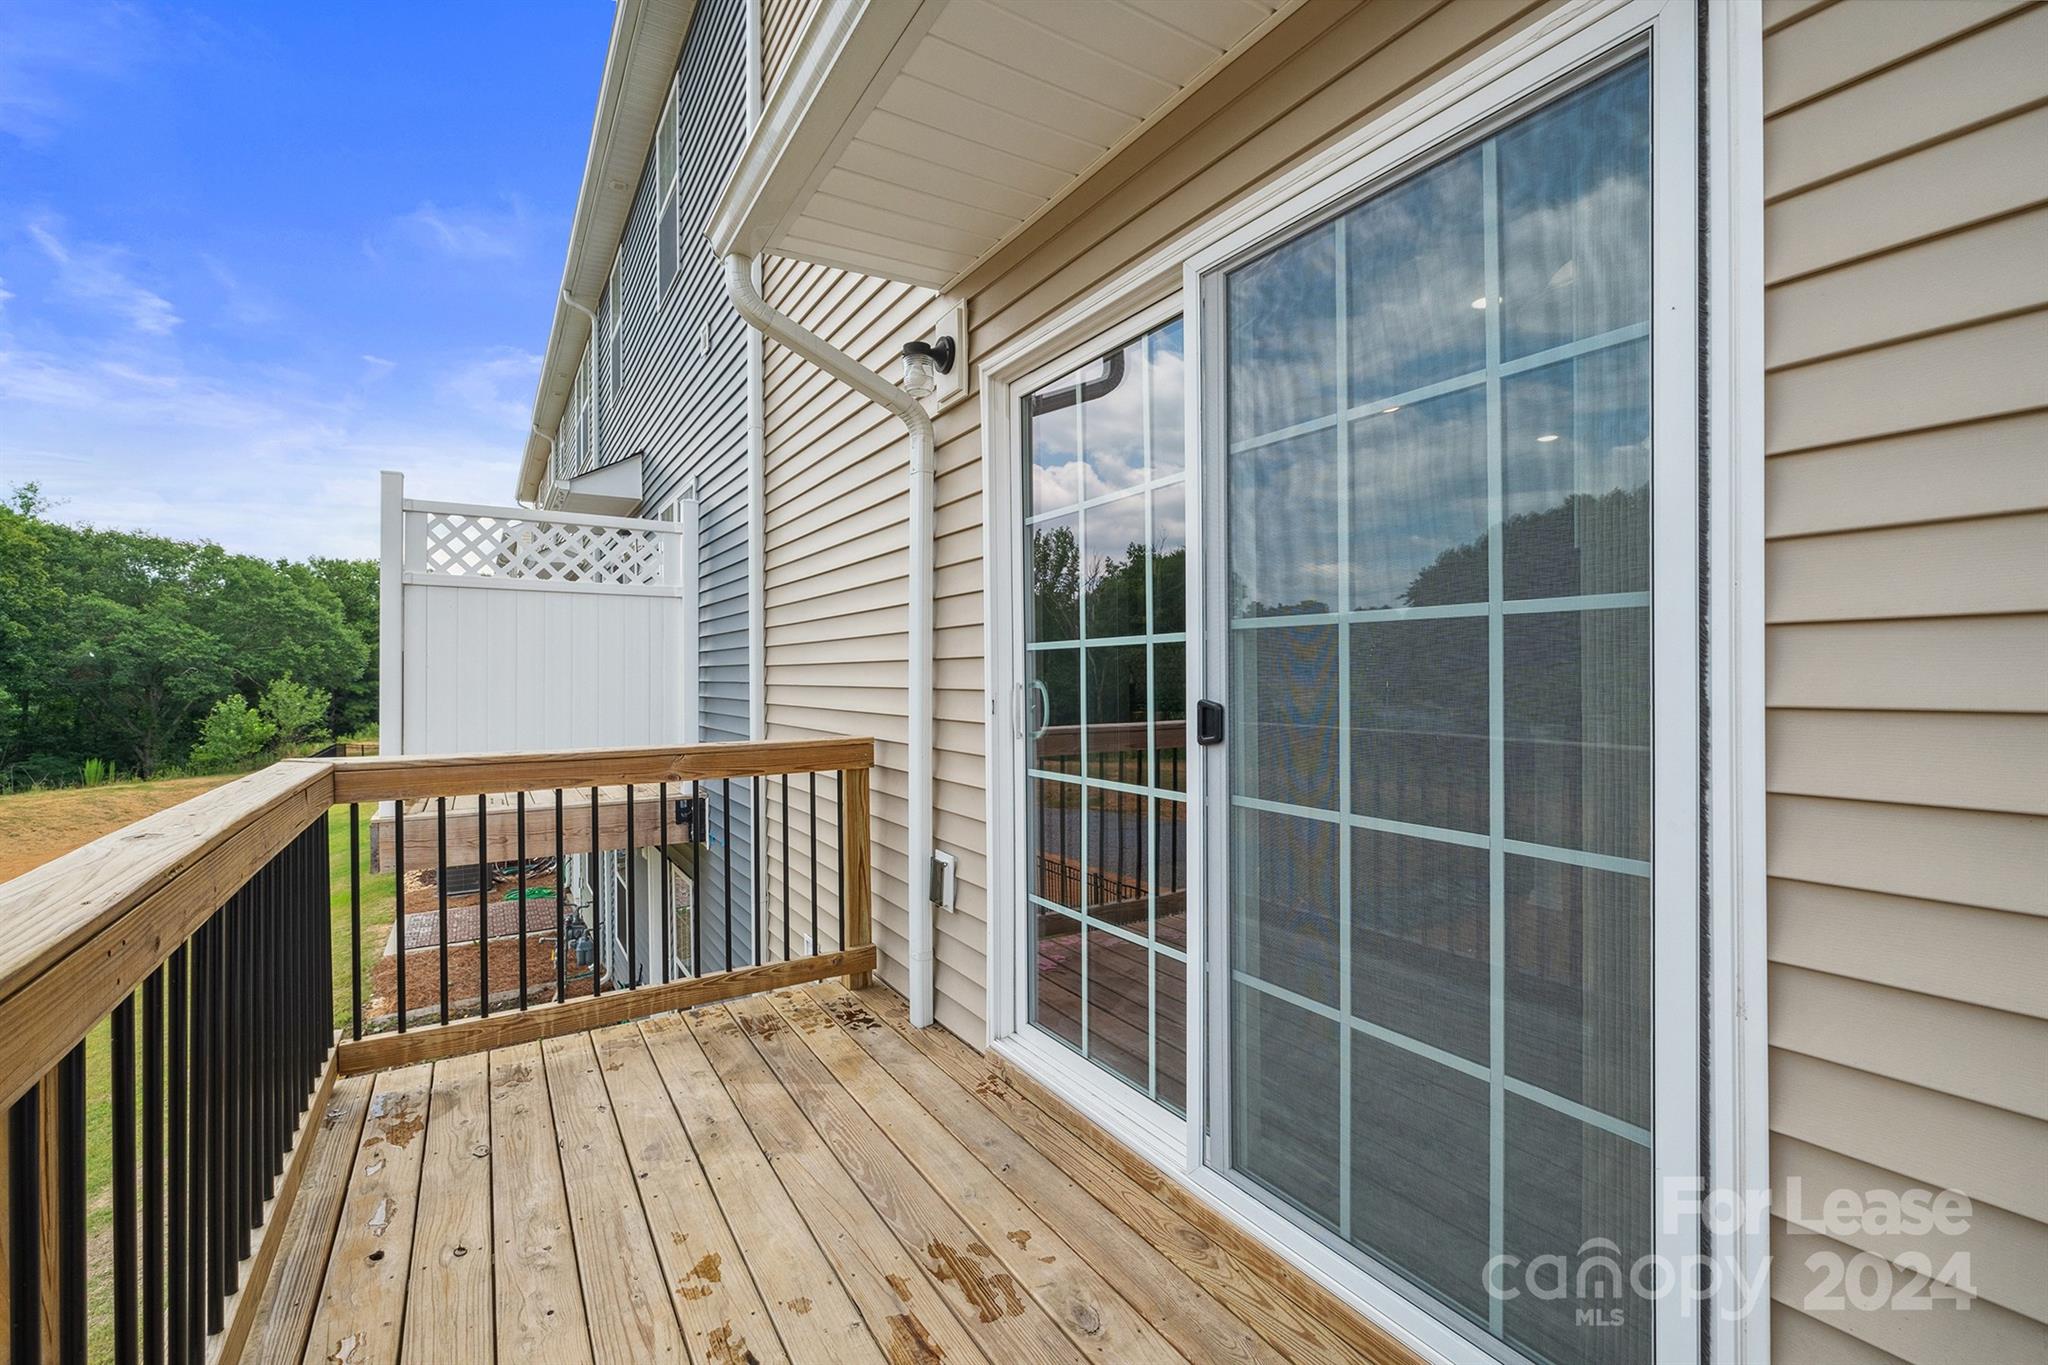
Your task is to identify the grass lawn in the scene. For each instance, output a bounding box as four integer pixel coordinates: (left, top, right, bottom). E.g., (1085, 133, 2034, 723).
(0, 777, 391, 1358)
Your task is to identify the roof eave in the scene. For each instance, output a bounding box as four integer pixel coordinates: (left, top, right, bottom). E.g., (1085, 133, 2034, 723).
(517, 0, 699, 504)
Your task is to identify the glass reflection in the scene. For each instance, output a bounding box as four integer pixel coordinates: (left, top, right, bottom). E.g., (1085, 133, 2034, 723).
(1228, 222, 1340, 443)
(1347, 145, 1487, 401)
(1020, 314, 1192, 1115)
(1503, 343, 1650, 600)
(1030, 515, 1079, 643)
(1350, 390, 1488, 610)
(1149, 319, 1186, 475)
(1084, 491, 1148, 639)
(1229, 429, 1341, 618)
(1499, 62, 1651, 360)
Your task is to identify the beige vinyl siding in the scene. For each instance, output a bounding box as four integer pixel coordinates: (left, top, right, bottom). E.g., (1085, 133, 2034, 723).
(755, 254, 976, 1033)
(1762, 2, 2048, 1360)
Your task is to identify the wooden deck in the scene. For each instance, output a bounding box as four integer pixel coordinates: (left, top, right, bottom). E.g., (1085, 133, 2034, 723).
(244, 982, 1414, 1365)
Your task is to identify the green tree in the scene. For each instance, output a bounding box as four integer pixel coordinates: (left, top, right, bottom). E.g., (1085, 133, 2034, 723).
(257, 675, 332, 753)
(307, 557, 379, 735)
(190, 694, 276, 770)
(60, 596, 233, 777)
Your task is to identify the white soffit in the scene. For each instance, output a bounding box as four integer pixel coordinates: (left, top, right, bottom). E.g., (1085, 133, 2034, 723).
(710, 0, 1298, 290)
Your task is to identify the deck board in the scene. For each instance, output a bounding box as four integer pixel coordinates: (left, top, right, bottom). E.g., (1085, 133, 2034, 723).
(590, 1021, 790, 1365)
(401, 1054, 494, 1362)
(250, 981, 1422, 1365)
(488, 1042, 592, 1363)
(301, 1064, 431, 1365)
(542, 1033, 690, 1363)
(637, 1012, 886, 1364)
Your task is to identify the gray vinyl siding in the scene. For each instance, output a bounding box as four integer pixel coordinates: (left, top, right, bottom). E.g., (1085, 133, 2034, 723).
(559, 0, 756, 969)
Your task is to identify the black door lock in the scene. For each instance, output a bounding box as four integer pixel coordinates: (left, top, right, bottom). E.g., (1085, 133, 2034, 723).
(1196, 699, 1226, 746)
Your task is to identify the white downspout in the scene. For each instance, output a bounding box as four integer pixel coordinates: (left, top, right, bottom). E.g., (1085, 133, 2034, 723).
(723, 252, 936, 1029)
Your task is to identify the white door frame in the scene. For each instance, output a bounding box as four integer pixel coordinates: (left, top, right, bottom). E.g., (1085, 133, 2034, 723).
(979, 4, 1765, 1361)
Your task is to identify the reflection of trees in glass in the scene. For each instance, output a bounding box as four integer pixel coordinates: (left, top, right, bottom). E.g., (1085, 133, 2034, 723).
(1401, 486, 1647, 607)
(1032, 524, 1079, 640)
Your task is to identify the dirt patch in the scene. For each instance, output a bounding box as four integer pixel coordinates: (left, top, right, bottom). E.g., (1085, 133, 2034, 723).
(0, 775, 235, 883)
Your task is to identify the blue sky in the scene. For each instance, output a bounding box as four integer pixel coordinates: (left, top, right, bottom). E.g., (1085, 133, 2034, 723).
(0, 0, 611, 559)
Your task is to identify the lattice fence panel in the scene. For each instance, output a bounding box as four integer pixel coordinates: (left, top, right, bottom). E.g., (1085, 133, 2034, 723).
(415, 512, 669, 587)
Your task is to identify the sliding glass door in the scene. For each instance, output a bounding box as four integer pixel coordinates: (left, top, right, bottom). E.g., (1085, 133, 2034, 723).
(1207, 55, 1662, 1365)
(1019, 318, 1191, 1114)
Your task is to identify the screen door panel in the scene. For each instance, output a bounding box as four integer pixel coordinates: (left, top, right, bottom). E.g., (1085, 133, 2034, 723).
(1215, 58, 1655, 1365)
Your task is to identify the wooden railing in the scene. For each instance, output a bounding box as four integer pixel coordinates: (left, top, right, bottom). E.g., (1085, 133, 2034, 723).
(0, 737, 874, 1362)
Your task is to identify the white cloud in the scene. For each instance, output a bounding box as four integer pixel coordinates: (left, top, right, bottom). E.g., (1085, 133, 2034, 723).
(0, 337, 531, 559)
(0, 1, 160, 144)
(395, 200, 529, 261)
(436, 347, 540, 427)
(26, 216, 181, 335)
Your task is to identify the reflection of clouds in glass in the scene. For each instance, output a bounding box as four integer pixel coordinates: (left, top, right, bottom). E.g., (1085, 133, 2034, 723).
(1082, 340, 1144, 501)
(1350, 389, 1488, 610)
(1499, 61, 1651, 359)
(1028, 319, 1185, 514)
(1228, 223, 1339, 443)
(1503, 340, 1649, 598)
(1150, 321, 1185, 474)
(1347, 147, 1486, 403)
(1029, 389, 1080, 512)
(1229, 430, 1340, 616)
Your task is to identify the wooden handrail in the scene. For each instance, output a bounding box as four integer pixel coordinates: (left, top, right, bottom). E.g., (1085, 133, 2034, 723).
(0, 761, 334, 1112)
(0, 737, 877, 1111)
(329, 736, 872, 802)
(0, 735, 878, 1359)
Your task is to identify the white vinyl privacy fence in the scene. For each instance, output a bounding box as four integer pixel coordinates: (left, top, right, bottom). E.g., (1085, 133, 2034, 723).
(377, 472, 697, 757)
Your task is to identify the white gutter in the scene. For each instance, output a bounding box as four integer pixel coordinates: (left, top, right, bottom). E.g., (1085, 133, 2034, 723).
(722, 252, 935, 1028)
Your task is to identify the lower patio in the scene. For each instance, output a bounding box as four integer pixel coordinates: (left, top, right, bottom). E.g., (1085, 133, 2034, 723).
(244, 981, 1410, 1365)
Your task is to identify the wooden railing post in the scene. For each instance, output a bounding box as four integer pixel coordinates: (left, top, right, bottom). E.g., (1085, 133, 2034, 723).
(842, 766, 872, 989)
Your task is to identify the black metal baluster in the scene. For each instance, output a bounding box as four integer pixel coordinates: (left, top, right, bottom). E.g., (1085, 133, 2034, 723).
(189, 922, 212, 1347)
(810, 772, 820, 955)
(733, 777, 741, 970)
(436, 798, 449, 1025)
(349, 805, 362, 1041)
(517, 791, 529, 1009)
(7, 1082, 40, 1365)
(589, 786, 603, 997)
(835, 771, 845, 953)
(209, 916, 229, 1328)
(263, 857, 276, 1205)
(750, 776, 760, 965)
(112, 994, 140, 1361)
(394, 806, 408, 1035)
(781, 775, 791, 963)
(476, 793, 490, 1018)
(554, 789, 567, 1002)
(144, 966, 165, 1365)
(58, 1044, 86, 1363)
(658, 784, 670, 983)
(225, 892, 244, 1274)
(167, 943, 189, 1361)
(625, 783, 638, 989)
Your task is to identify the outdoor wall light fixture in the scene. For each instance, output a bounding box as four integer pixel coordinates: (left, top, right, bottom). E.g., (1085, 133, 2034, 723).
(900, 336, 956, 398)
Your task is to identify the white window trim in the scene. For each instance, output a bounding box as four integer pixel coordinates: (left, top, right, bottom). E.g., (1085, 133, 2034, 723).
(978, 4, 1767, 1363)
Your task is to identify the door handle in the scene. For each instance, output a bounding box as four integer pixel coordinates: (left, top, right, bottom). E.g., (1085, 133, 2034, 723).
(1196, 699, 1226, 746)
(1028, 678, 1051, 740)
